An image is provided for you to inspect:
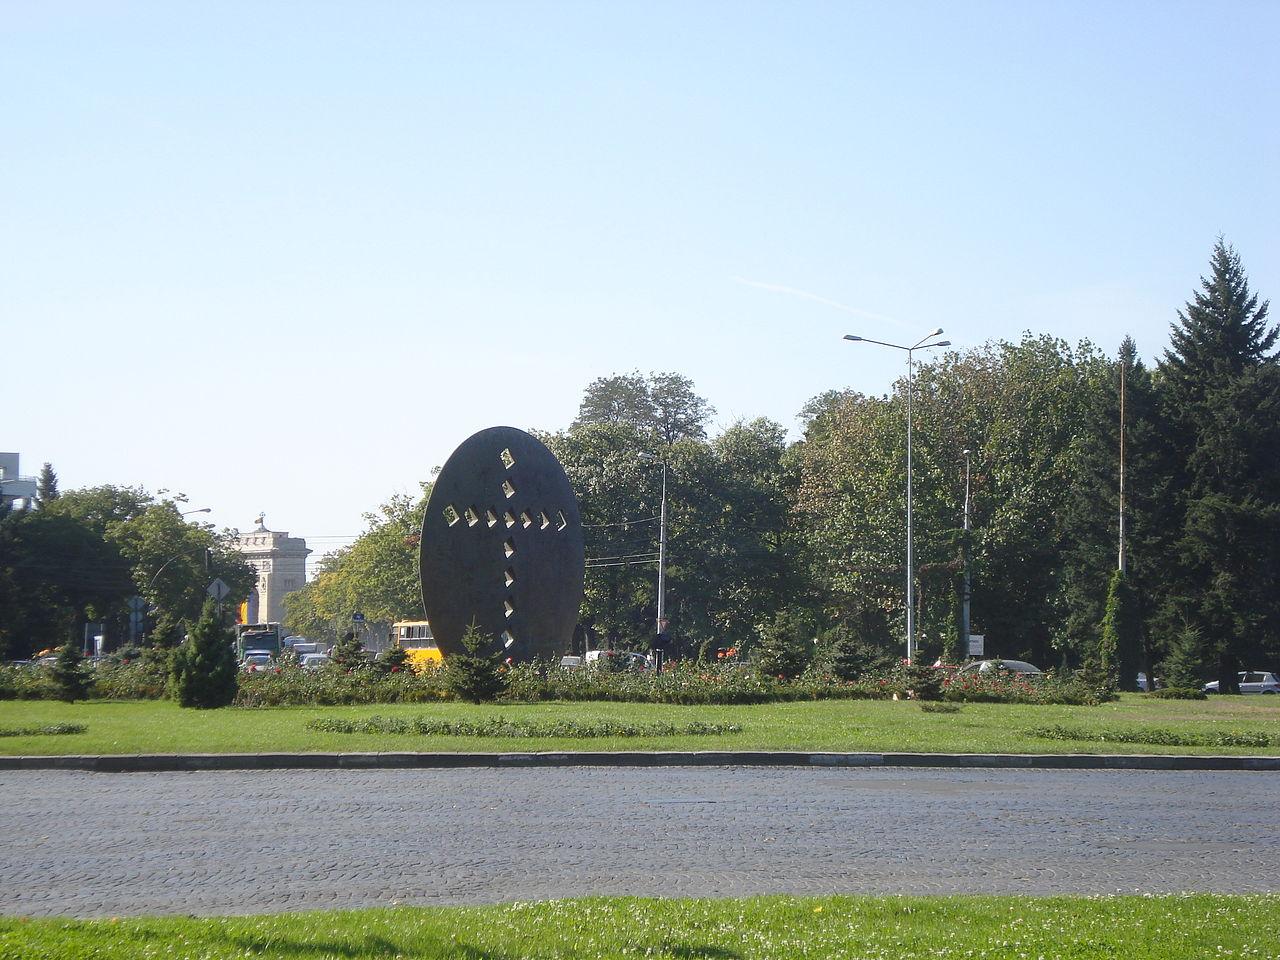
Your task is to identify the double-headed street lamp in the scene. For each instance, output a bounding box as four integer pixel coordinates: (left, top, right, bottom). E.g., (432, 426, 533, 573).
(843, 329, 951, 663)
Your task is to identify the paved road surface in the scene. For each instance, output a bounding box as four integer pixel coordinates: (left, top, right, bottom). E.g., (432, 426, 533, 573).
(1, 767, 1275, 916)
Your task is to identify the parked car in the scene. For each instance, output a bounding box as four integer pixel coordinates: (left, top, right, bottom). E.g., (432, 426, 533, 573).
(1204, 671, 1280, 695)
(956, 659, 1043, 678)
(299, 653, 331, 671)
(1137, 672, 1163, 692)
(559, 655, 584, 670)
(240, 651, 273, 672)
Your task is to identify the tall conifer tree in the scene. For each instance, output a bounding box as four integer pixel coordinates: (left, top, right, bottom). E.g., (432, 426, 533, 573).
(36, 463, 59, 506)
(1159, 240, 1280, 691)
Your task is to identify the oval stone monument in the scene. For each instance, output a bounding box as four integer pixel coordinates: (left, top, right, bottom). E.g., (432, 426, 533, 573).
(419, 426, 585, 661)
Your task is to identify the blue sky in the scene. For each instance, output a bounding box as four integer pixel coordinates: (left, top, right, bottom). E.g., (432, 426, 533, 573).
(4, 1, 1277, 569)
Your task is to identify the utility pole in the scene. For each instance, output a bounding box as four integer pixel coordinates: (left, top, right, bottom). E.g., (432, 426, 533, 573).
(1118, 349, 1127, 574)
(656, 461, 668, 625)
(961, 448, 972, 659)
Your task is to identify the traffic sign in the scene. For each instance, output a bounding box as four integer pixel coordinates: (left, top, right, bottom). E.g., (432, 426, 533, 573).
(352, 612, 366, 623)
(207, 578, 231, 601)
(127, 595, 146, 613)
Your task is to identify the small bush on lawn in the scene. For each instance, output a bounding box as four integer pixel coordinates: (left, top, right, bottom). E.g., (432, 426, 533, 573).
(169, 598, 238, 709)
(305, 715, 743, 738)
(50, 640, 92, 703)
(1027, 724, 1277, 748)
(0, 722, 87, 737)
(443, 623, 509, 704)
(1149, 687, 1207, 700)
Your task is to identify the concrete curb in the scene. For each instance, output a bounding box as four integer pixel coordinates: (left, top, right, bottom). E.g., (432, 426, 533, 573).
(1, 751, 1278, 773)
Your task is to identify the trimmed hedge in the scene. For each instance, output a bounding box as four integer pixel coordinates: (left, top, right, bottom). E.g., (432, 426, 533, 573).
(305, 715, 742, 738)
(1027, 724, 1277, 748)
(0, 658, 1113, 707)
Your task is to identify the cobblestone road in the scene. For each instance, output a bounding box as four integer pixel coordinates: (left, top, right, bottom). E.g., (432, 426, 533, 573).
(1, 767, 1275, 916)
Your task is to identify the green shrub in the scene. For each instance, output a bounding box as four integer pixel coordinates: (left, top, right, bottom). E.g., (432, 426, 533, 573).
(169, 598, 238, 709)
(328, 631, 369, 672)
(1149, 687, 1207, 700)
(753, 609, 815, 680)
(234, 666, 450, 707)
(896, 661, 945, 701)
(376, 645, 411, 675)
(92, 658, 169, 700)
(305, 715, 743, 738)
(0, 665, 56, 700)
(940, 669, 1109, 705)
(1027, 724, 1276, 748)
(50, 641, 92, 703)
(1162, 626, 1206, 691)
(0, 722, 87, 737)
(442, 623, 508, 704)
(819, 620, 897, 682)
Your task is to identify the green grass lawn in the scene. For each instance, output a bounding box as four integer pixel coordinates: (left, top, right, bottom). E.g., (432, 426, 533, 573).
(2, 895, 1277, 959)
(1, 694, 1278, 756)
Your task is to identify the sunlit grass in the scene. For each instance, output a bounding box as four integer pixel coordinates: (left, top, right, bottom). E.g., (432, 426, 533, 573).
(0, 694, 1277, 757)
(1, 895, 1276, 959)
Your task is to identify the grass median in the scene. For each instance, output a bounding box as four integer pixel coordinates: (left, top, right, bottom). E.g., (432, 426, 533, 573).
(2, 895, 1277, 959)
(0, 694, 1278, 756)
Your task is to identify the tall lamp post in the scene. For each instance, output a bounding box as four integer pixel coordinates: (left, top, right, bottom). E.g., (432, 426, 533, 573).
(961, 448, 972, 659)
(843, 329, 951, 662)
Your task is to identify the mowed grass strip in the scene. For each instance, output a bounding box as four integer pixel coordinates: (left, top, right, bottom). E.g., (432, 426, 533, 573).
(0, 695, 1277, 756)
(1, 895, 1276, 959)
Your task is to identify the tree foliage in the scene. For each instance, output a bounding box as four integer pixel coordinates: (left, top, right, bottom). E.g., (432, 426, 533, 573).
(283, 489, 427, 643)
(442, 621, 508, 703)
(1158, 240, 1280, 690)
(169, 598, 238, 708)
(50, 639, 91, 702)
(36, 463, 59, 506)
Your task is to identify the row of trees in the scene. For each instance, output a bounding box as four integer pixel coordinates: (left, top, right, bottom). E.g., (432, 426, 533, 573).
(0, 480, 254, 660)
(282, 241, 1277, 689)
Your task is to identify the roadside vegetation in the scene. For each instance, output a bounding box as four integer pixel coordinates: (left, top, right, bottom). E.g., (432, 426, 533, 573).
(5, 243, 1276, 705)
(1, 694, 1276, 757)
(1, 894, 1276, 960)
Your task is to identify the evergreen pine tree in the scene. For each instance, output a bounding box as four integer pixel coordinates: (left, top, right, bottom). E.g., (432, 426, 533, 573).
(36, 463, 59, 506)
(753, 608, 814, 680)
(376, 644, 411, 674)
(1162, 625, 1206, 691)
(442, 621, 508, 703)
(1159, 240, 1280, 692)
(329, 630, 367, 671)
(50, 639, 91, 703)
(169, 598, 238, 708)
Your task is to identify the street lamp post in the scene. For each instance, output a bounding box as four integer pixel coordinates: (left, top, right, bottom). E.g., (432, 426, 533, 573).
(843, 329, 951, 663)
(961, 448, 972, 658)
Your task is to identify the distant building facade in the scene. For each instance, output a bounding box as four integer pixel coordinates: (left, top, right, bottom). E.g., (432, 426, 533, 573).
(0, 453, 38, 509)
(234, 516, 311, 626)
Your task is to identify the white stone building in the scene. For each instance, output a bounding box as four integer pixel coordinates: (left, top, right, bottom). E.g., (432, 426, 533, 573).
(0, 453, 38, 509)
(234, 516, 311, 626)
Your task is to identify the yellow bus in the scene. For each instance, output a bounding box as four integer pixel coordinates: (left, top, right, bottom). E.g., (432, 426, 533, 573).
(390, 621, 444, 671)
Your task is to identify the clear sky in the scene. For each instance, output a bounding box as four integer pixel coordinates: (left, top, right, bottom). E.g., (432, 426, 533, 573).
(4, 1, 1277, 572)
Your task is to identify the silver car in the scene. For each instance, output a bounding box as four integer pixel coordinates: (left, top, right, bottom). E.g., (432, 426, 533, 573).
(1204, 671, 1280, 694)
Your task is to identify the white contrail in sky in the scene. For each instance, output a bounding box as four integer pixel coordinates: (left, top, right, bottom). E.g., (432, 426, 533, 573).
(733, 277, 904, 328)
